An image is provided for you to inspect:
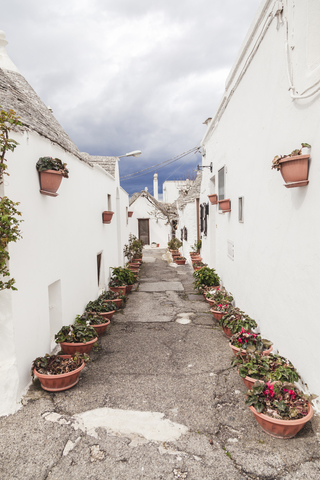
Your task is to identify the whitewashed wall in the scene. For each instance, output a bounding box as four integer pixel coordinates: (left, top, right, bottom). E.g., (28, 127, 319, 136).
(201, 0, 320, 404)
(128, 195, 171, 247)
(176, 201, 198, 264)
(163, 180, 188, 203)
(0, 130, 129, 416)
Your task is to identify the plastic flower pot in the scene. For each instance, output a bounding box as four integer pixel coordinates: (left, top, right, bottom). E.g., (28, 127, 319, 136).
(102, 211, 114, 224)
(39, 170, 63, 197)
(174, 259, 186, 265)
(91, 319, 111, 336)
(279, 154, 309, 188)
(210, 308, 224, 321)
(104, 299, 122, 308)
(128, 211, 133, 217)
(59, 337, 98, 355)
(248, 404, 313, 439)
(208, 194, 218, 205)
(218, 199, 231, 213)
(87, 310, 115, 320)
(33, 355, 85, 392)
(126, 284, 134, 293)
(109, 286, 127, 295)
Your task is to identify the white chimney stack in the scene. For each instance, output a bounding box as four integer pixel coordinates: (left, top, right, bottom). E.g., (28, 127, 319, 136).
(153, 172, 158, 201)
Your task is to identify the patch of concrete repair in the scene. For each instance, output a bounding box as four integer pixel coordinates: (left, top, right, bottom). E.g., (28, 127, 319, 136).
(176, 313, 194, 324)
(43, 408, 188, 445)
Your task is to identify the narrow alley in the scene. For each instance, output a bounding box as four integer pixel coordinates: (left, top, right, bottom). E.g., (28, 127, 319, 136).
(0, 248, 319, 480)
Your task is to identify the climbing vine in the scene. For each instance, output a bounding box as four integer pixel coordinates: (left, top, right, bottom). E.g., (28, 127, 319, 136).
(0, 106, 23, 291)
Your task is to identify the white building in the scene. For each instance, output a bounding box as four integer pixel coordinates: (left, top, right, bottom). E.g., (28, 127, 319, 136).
(163, 179, 195, 204)
(199, 0, 320, 404)
(0, 32, 130, 416)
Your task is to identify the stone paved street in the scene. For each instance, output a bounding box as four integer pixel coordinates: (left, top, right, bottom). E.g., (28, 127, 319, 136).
(0, 248, 319, 479)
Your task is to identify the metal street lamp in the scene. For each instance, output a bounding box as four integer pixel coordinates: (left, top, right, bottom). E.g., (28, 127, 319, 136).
(117, 150, 142, 158)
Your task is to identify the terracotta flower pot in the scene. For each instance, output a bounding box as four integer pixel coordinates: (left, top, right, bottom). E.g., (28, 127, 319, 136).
(34, 355, 85, 392)
(279, 154, 310, 188)
(92, 319, 111, 336)
(175, 259, 186, 265)
(104, 298, 122, 308)
(102, 211, 114, 224)
(208, 194, 218, 205)
(39, 170, 63, 197)
(229, 343, 273, 357)
(205, 297, 215, 306)
(157, 244, 160, 247)
(59, 337, 98, 355)
(248, 404, 313, 439)
(128, 211, 133, 217)
(170, 250, 180, 255)
(223, 325, 233, 338)
(126, 284, 134, 293)
(109, 286, 127, 295)
(218, 199, 231, 212)
(210, 308, 225, 321)
(240, 375, 257, 390)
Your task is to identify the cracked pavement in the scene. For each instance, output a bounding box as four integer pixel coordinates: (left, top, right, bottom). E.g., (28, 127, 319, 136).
(0, 248, 319, 479)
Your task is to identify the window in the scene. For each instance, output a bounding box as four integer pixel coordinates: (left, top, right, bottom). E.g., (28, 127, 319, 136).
(200, 203, 209, 236)
(97, 253, 102, 285)
(183, 227, 188, 241)
(218, 167, 225, 201)
(238, 197, 244, 223)
(107, 194, 112, 211)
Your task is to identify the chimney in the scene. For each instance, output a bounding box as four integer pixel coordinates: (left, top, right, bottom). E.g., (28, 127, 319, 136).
(0, 31, 20, 73)
(153, 173, 158, 201)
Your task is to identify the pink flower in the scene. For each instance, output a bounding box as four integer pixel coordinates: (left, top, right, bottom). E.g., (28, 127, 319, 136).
(289, 390, 295, 399)
(244, 339, 248, 343)
(241, 327, 246, 334)
(218, 304, 223, 308)
(283, 388, 288, 392)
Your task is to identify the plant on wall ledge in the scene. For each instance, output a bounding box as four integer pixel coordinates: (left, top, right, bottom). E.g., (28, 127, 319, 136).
(36, 156, 69, 196)
(0, 106, 23, 291)
(272, 143, 311, 188)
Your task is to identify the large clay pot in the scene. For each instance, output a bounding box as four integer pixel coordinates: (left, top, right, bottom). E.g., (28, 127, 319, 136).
(34, 355, 85, 392)
(87, 310, 115, 320)
(109, 286, 127, 295)
(249, 404, 313, 439)
(59, 337, 98, 355)
(240, 374, 257, 390)
(126, 284, 134, 293)
(175, 259, 186, 265)
(39, 170, 63, 197)
(205, 297, 216, 306)
(223, 325, 233, 338)
(104, 298, 122, 308)
(279, 154, 309, 188)
(229, 343, 273, 357)
(92, 319, 111, 336)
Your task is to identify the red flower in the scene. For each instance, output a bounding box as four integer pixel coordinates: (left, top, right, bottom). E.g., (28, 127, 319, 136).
(289, 390, 295, 399)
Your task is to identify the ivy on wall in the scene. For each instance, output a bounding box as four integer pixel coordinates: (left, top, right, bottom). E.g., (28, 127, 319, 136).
(0, 107, 23, 291)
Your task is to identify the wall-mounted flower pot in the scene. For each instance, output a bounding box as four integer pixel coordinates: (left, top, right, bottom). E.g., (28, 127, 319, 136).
(208, 194, 218, 205)
(218, 199, 231, 213)
(102, 211, 114, 224)
(279, 154, 310, 188)
(39, 170, 63, 197)
(128, 211, 133, 217)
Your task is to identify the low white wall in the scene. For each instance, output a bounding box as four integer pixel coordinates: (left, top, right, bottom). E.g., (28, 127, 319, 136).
(201, 0, 320, 403)
(0, 130, 129, 415)
(176, 201, 198, 263)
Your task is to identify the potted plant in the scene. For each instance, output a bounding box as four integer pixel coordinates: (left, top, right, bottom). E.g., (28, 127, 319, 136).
(229, 329, 273, 357)
(219, 307, 257, 338)
(190, 239, 202, 255)
(245, 380, 314, 438)
(123, 234, 144, 262)
(76, 311, 111, 336)
(231, 352, 300, 390)
(110, 266, 136, 293)
(98, 290, 123, 308)
(55, 324, 98, 354)
(210, 303, 232, 321)
(85, 299, 117, 320)
(193, 261, 207, 270)
(207, 194, 218, 205)
(193, 267, 220, 293)
(32, 353, 88, 392)
(36, 156, 69, 197)
(272, 143, 311, 188)
(167, 238, 182, 251)
(218, 198, 231, 212)
(205, 287, 233, 306)
(151, 242, 157, 248)
(174, 256, 186, 265)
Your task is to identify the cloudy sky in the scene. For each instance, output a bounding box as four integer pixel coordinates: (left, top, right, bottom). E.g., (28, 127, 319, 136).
(1, 0, 262, 196)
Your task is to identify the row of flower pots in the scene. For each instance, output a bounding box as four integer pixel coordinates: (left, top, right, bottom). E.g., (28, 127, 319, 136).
(193, 268, 315, 439)
(32, 264, 141, 392)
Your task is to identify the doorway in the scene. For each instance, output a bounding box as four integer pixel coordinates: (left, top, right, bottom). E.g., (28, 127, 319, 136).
(138, 219, 150, 245)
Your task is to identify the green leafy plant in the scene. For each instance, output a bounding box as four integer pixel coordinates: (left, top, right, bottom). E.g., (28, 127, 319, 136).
(85, 299, 117, 313)
(75, 312, 108, 326)
(220, 308, 257, 335)
(167, 237, 182, 250)
(193, 266, 220, 291)
(109, 266, 135, 287)
(191, 239, 202, 253)
(55, 324, 97, 343)
(0, 107, 23, 291)
(175, 256, 186, 261)
(245, 380, 313, 420)
(36, 156, 69, 178)
(272, 143, 311, 171)
(231, 352, 300, 383)
(205, 287, 233, 303)
(31, 352, 88, 379)
(230, 329, 272, 353)
(123, 234, 143, 261)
